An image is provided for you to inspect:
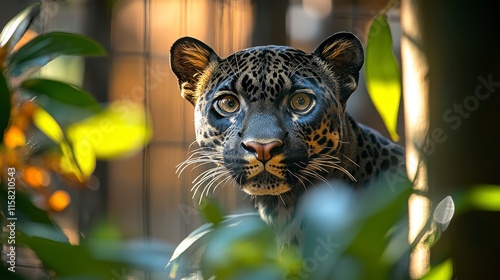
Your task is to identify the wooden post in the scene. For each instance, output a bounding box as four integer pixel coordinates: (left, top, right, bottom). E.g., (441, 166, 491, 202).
(401, 0, 430, 278)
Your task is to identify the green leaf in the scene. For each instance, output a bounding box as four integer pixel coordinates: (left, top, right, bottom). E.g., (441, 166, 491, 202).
(7, 32, 106, 77)
(0, 72, 10, 143)
(202, 214, 280, 279)
(20, 78, 100, 125)
(298, 174, 412, 279)
(0, 3, 40, 53)
(20, 78, 100, 111)
(167, 213, 278, 279)
(344, 183, 411, 278)
(201, 200, 224, 226)
(0, 266, 26, 280)
(17, 234, 123, 278)
(365, 15, 401, 142)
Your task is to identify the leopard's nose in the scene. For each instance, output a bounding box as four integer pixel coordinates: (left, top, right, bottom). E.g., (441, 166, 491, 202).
(241, 140, 283, 162)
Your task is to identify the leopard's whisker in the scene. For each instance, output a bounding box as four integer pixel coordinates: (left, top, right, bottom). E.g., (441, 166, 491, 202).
(176, 148, 220, 174)
(340, 153, 359, 167)
(287, 169, 308, 193)
(298, 168, 333, 190)
(177, 157, 220, 175)
(307, 162, 330, 174)
(311, 152, 355, 177)
(332, 164, 357, 182)
(279, 194, 286, 206)
(210, 170, 234, 193)
(191, 167, 224, 194)
(194, 168, 229, 203)
(193, 167, 228, 189)
(199, 170, 228, 203)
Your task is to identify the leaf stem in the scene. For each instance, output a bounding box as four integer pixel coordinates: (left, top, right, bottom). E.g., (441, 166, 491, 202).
(379, 0, 400, 17)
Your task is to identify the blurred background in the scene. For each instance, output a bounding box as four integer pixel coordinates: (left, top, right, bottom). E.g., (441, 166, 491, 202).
(1, 0, 404, 276)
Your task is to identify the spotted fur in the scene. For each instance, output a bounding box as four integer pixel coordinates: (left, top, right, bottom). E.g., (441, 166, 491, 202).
(171, 32, 407, 247)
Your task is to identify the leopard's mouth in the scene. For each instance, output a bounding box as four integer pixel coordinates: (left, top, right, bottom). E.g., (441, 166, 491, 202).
(227, 154, 297, 195)
(240, 172, 292, 195)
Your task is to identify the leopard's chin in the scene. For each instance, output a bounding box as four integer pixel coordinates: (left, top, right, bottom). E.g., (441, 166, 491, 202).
(240, 174, 292, 195)
(242, 184, 291, 195)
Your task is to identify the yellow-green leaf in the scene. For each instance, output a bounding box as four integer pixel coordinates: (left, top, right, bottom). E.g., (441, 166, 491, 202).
(73, 141, 96, 179)
(421, 259, 453, 280)
(365, 15, 401, 142)
(33, 106, 96, 181)
(467, 185, 500, 212)
(60, 141, 96, 182)
(66, 100, 151, 159)
(33, 107, 63, 143)
(72, 141, 96, 178)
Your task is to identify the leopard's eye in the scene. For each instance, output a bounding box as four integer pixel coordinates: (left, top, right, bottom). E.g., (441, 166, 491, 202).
(289, 92, 314, 113)
(215, 95, 240, 115)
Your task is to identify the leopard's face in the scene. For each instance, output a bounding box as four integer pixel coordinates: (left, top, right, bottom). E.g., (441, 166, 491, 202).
(171, 33, 364, 197)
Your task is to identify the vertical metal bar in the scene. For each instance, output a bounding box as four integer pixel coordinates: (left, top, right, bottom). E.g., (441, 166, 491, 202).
(180, 0, 189, 243)
(142, 0, 152, 278)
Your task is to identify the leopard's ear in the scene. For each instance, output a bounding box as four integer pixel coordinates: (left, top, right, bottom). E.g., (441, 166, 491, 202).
(170, 37, 220, 105)
(313, 32, 364, 102)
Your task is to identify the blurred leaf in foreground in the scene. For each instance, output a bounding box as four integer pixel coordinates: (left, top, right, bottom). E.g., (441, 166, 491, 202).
(298, 173, 412, 280)
(18, 233, 123, 278)
(33, 106, 63, 143)
(457, 184, 500, 212)
(0, 73, 10, 143)
(20, 79, 100, 112)
(33, 106, 93, 181)
(67, 100, 152, 159)
(200, 199, 224, 226)
(33, 100, 151, 182)
(20, 78, 100, 125)
(7, 32, 106, 77)
(166, 212, 300, 280)
(365, 15, 401, 142)
(421, 258, 453, 280)
(0, 3, 40, 58)
(59, 141, 96, 182)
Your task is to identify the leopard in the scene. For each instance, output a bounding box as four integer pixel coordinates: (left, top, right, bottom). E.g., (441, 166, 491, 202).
(170, 32, 407, 248)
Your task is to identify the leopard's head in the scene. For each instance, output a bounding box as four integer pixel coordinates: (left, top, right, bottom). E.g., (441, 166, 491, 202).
(170, 33, 363, 201)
